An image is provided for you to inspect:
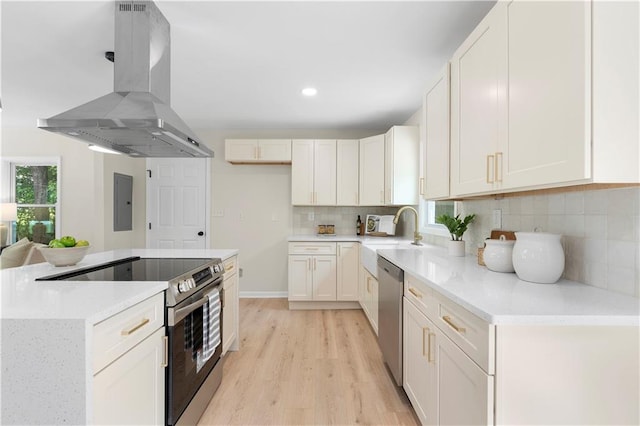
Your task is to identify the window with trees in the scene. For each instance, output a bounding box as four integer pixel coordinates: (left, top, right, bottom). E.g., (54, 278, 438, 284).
(9, 161, 60, 244)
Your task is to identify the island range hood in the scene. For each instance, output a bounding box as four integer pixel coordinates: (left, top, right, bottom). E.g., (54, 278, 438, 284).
(37, 1, 213, 158)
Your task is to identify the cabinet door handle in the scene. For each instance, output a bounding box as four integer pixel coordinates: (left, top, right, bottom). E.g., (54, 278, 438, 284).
(422, 327, 429, 358)
(495, 151, 503, 183)
(442, 315, 466, 333)
(427, 332, 435, 363)
(305, 247, 319, 251)
(408, 287, 423, 299)
(161, 335, 169, 368)
(121, 318, 150, 336)
(486, 154, 495, 184)
(419, 178, 425, 195)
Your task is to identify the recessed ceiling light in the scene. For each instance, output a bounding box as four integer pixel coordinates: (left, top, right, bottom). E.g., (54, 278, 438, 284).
(302, 87, 317, 97)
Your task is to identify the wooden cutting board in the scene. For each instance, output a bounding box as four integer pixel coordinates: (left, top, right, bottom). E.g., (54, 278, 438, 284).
(490, 230, 516, 240)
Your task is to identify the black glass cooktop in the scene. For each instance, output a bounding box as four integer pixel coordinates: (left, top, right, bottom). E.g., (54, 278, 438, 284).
(36, 257, 213, 282)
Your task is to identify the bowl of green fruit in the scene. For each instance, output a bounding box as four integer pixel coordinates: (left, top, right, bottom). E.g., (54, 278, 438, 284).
(38, 236, 90, 266)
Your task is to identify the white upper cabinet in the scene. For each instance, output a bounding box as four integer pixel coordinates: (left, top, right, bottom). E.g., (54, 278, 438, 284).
(503, 0, 590, 189)
(450, 0, 639, 197)
(359, 134, 385, 206)
(225, 139, 292, 164)
(591, 1, 639, 182)
(336, 139, 360, 206)
(291, 139, 336, 206)
(423, 64, 451, 200)
(450, 1, 508, 197)
(385, 125, 419, 205)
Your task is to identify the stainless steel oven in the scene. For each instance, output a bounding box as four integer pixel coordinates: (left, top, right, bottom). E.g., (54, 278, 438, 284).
(166, 273, 224, 426)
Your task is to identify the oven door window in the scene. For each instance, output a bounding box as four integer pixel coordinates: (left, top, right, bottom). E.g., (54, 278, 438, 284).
(167, 300, 222, 424)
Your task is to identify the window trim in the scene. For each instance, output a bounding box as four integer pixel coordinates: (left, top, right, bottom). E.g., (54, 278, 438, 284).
(419, 198, 457, 238)
(1, 157, 61, 243)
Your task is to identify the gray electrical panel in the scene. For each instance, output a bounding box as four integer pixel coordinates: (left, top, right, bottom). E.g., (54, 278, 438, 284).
(114, 173, 133, 231)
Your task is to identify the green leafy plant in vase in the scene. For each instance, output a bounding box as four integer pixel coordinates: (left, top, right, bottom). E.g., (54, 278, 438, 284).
(436, 213, 476, 256)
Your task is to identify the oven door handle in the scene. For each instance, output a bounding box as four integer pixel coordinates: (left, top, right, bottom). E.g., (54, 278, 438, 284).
(168, 296, 209, 326)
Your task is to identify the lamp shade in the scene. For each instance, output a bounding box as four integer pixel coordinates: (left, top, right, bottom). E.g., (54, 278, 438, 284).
(1, 203, 18, 221)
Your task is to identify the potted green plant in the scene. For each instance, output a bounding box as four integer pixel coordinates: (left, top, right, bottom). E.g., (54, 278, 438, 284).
(436, 213, 476, 256)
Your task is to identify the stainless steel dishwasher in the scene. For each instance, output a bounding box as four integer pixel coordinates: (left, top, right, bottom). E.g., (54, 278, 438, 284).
(377, 255, 404, 386)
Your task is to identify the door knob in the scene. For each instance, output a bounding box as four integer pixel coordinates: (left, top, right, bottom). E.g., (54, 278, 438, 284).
(197, 231, 204, 236)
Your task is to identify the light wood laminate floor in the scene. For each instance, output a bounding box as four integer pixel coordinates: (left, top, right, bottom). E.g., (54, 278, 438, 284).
(198, 298, 419, 425)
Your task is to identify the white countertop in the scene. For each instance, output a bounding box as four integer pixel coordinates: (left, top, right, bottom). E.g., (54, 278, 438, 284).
(377, 245, 640, 326)
(1, 248, 239, 323)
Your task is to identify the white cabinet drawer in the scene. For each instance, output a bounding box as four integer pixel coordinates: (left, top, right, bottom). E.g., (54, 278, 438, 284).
(222, 255, 238, 281)
(93, 292, 165, 374)
(404, 273, 436, 319)
(288, 242, 336, 255)
(432, 292, 495, 374)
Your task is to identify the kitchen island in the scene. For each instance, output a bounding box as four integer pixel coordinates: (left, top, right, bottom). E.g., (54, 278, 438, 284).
(1, 248, 238, 425)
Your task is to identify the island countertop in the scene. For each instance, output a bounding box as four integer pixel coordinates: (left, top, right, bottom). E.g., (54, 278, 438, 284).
(1, 248, 239, 323)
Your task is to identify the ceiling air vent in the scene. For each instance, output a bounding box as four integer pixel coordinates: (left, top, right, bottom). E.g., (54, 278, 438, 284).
(118, 3, 146, 12)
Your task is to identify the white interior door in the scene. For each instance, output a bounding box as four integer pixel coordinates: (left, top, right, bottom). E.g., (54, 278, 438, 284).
(146, 158, 209, 249)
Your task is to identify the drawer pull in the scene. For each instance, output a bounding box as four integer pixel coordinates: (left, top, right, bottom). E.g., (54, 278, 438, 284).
(121, 318, 150, 336)
(225, 263, 234, 271)
(161, 336, 168, 368)
(305, 247, 319, 251)
(442, 315, 466, 333)
(408, 287, 423, 299)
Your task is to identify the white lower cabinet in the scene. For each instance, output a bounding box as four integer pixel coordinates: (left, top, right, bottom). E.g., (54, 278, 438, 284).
(337, 242, 359, 301)
(403, 271, 638, 425)
(288, 241, 360, 305)
(359, 266, 378, 335)
(404, 295, 494, 426)
(435, 327, 494, 425)
(222, 255, 239, 355)
(92, 293, 166, 425)
(93, 327, 166, 425)
(403, 297, 436, 425)
(403, 273, 494, 426)
(288, 242, 342, 303)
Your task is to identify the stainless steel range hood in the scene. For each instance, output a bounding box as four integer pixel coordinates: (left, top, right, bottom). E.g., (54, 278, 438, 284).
(37, 1, 213, 158)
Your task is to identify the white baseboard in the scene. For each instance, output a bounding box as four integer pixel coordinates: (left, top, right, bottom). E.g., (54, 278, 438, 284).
(239, 291, 288, 298)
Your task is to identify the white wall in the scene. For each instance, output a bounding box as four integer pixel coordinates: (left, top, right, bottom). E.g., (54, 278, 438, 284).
(0, 127, 146, 252)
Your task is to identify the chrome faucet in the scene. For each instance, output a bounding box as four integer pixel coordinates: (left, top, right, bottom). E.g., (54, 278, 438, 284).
(393, 206, 423, 246)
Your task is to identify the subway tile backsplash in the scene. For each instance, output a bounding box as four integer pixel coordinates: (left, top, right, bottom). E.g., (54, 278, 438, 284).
(292, 206, 411, 237)
(457, 187, 640, 298)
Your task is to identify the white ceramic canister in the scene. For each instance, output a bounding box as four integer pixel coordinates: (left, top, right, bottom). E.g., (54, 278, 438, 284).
(512, 232, 565, 283)
(483, 236, 515, 273)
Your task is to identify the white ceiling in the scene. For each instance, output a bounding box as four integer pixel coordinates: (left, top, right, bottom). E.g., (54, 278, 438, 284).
(1, 1, 495, 131)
